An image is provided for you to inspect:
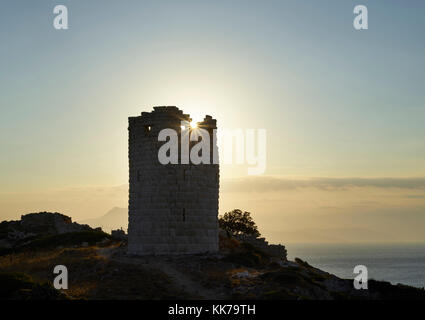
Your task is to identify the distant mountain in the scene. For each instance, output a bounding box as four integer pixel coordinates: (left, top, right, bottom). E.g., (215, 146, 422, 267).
(80, 207, 128, 233)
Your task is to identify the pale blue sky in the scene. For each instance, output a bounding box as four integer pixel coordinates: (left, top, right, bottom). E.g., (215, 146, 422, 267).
(1, 0, 425, 192)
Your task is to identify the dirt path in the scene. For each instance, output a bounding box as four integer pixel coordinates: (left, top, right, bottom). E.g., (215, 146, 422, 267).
(147, 257, 227, 299)
(108, 248, 227, 299)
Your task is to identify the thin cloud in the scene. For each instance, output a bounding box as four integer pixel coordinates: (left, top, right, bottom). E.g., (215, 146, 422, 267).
(221, 176, 425, 193)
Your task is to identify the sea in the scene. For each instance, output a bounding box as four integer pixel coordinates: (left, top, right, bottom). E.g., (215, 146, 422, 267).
(286, 242, 425, 288)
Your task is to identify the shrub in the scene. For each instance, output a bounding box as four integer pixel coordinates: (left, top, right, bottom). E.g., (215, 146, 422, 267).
(219, 209, 260, 238)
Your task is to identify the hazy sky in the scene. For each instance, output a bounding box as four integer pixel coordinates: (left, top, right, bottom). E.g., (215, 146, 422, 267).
(1, 1, 424, 242)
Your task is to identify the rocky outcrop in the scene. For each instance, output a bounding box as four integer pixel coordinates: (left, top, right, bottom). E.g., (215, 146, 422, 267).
(0, 212, 92, 249)
(111, 228, 127, 241)
(20, 212, 91, 235)
(233, 233, 287, 261)
(1, 227, 424, 300)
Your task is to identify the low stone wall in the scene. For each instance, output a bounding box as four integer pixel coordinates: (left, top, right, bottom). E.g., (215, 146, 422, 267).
(234, 234, 287, 260)
(111, 229, 128, 241)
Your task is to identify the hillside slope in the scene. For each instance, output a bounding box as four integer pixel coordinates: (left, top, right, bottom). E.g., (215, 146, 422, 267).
(1, 213, 424, 300)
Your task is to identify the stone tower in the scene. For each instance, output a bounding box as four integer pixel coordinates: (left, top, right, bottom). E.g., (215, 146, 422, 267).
(128, 106, 219, 255)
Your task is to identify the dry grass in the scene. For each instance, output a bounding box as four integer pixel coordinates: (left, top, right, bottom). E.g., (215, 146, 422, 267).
(0, 246, 108, 298)
(0, 244, 189, 300)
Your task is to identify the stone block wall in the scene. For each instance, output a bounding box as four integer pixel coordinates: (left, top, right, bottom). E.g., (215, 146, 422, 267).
(235, 234, 288, 260)
(128, 106, 219, 255)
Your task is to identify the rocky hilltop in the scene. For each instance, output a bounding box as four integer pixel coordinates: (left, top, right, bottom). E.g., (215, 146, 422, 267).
(0, 212, 424, 300)
(0, 212, 95, 250)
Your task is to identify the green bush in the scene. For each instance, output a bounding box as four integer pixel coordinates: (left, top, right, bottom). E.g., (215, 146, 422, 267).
(219, 209, 260, 237)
